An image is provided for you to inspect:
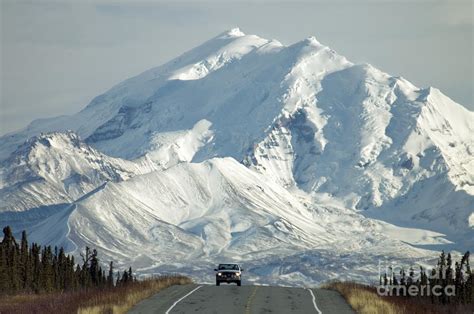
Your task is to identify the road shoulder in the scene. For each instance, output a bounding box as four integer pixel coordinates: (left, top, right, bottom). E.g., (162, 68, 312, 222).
(311, 288, 355, 314)
(127, 284, 198, 314)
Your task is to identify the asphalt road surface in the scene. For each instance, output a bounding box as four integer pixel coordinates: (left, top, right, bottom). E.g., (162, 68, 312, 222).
(128, 284, 355, 314)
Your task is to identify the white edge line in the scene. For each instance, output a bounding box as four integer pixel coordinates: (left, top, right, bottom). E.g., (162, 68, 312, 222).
(306, 288, 322, 314)
(165, 285, 203, 314)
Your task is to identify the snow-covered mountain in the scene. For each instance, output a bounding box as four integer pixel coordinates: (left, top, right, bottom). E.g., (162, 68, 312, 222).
(0, 131, 157, 212)
(0, 28, 472, 285)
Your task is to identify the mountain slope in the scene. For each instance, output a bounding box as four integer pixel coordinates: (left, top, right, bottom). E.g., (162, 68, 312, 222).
(0, 131, 157, 213)
(25, 157, 443, 285)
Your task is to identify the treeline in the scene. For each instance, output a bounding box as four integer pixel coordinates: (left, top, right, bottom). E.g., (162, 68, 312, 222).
(380, 251, 473, 305)
(0, 226, 134, 294)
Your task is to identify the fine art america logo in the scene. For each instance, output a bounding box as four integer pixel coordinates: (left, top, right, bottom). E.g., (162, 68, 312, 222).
(377, 261, 461, 297)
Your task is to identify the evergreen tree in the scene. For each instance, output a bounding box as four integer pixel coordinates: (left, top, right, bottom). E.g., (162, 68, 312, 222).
(31, 243, 41, 293)
(107, 261, 114, 287)
(400, 268, 406, 287)
(446, 253, 453, 303)
(438, 251, 447, 304)
(40, 246, 54, 292)
(1, 226, 19, 292)
(392, 272, 399, 286)
(0, 240, 7, 292)
(407, 266, 415, 288)
(420, 266, 427, 287)
(388, 266, 393, 286)
(89, 249, 100, 286)
(116, 271, 121, 286)
(462, 251, 474, 303)
(19, 231, 31, 290)
(121, 270, 129, 284)
(57, 247, 67, 290)
(430, 267, 437, 304)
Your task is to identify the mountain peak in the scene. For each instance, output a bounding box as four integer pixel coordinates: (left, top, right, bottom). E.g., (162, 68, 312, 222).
(220, 27, 245, 38)
(304, 35, 321, 45)
(5, 130, 80, 161)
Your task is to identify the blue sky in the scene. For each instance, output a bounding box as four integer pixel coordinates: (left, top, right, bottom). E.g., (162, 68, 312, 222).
(1, 0, 472, 135)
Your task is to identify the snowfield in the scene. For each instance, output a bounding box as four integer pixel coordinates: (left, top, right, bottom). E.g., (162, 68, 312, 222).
(0, 28, 472, 285)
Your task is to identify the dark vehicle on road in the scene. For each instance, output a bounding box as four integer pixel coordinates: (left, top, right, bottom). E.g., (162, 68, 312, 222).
(215, 263, 243, 286)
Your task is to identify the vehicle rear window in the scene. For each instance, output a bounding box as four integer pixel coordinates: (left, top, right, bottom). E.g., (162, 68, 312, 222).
(218, 264, 239, 270)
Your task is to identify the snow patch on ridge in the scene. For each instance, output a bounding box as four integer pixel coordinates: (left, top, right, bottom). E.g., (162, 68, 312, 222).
(147, 119, 214, 168)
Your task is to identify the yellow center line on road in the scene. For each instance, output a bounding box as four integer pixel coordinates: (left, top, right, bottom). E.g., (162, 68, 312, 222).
(245, 286, 259, 314)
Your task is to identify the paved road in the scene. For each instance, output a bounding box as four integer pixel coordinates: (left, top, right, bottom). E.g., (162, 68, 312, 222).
(128, 284, 355, 314)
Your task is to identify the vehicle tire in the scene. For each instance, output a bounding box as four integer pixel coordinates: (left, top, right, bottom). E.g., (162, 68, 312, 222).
(216, 281, 220, 286)
(237, 281, 241, 286)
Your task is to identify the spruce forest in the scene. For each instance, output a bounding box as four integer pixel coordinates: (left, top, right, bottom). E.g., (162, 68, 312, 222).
(0, 226, 133, 294)
(380, 250, 473, 305)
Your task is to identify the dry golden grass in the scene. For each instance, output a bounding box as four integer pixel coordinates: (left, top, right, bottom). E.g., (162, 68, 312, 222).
(0, 275, 191, 314)
(324, 281, 473, 314)
(0, 293, 54, 308)
(325, 281, 400, 314)
(77, 276, 192, 314)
